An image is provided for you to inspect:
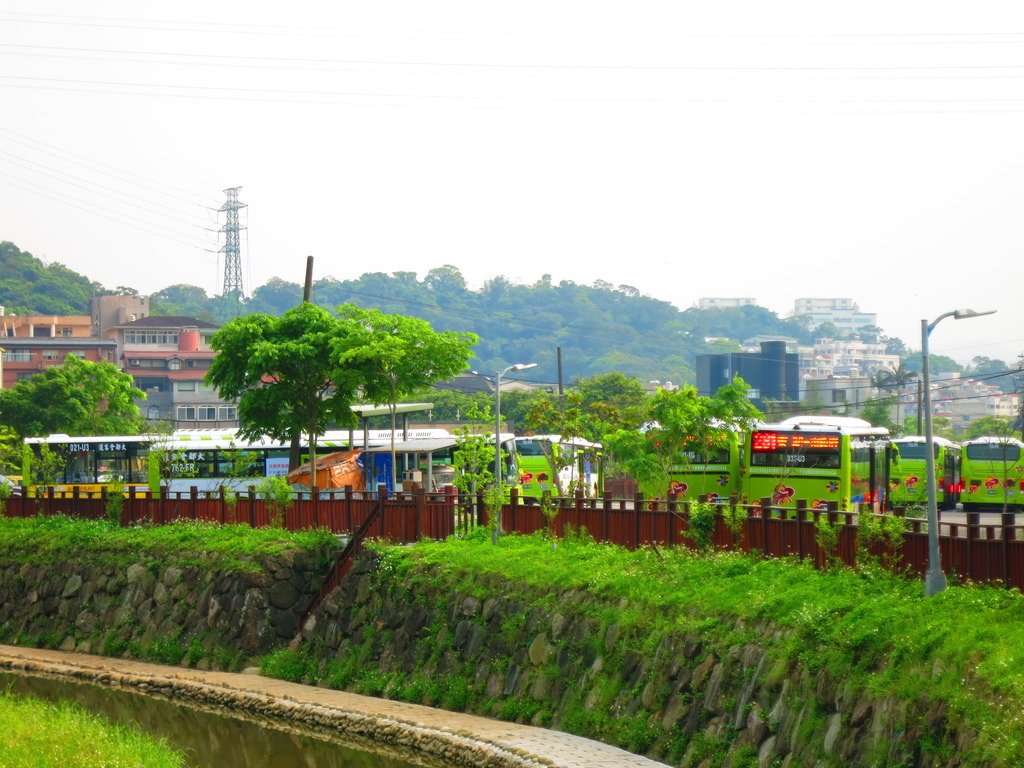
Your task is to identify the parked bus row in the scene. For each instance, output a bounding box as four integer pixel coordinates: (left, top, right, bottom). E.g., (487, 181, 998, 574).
(18, 429, 603, 500)
(667, 416, 1024, 512)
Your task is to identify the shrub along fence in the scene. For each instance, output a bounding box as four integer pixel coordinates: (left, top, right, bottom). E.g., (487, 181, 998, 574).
(4, 486, 1022, 590)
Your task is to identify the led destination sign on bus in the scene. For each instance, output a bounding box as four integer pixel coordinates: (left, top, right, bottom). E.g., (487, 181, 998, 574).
(751, 432, 840, 452)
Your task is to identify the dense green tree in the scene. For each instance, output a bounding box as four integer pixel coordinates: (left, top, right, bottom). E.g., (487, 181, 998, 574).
(604, 379, 762, 499)
(206, 303, 363, 470)
(571, 372, 650, 438)
(333, 304, 478, 486)
(0, 356, 145, 437)
(150, 284, 212, 318)
(962, 416, 1015, 441)
(858, 396, 898, 432)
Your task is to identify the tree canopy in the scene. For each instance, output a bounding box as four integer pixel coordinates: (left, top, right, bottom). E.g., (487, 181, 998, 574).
(206, 303, 363, 467)
(0, 356, 145, 438)
(333, 304, 477, 485)
(604, 378, 763, 499)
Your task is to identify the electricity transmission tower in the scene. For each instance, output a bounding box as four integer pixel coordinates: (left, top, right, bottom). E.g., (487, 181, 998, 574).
(219, 187, 247, 297)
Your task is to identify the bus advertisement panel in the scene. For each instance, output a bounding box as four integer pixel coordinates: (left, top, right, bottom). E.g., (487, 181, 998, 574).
(666, 431, 741, 504)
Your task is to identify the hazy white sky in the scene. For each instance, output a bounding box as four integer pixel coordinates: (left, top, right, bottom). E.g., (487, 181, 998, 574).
(1, 2, 1021, 365)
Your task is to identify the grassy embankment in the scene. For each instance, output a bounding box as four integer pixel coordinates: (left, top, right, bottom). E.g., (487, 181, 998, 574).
(0, 514, 338, 572)
(265, 530, 1024, 767)
(0, 690, 185, 768)
(0, 515, 339, 668)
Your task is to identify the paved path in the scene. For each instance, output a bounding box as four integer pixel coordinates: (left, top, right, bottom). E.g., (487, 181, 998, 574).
(0, 645, 670, 768)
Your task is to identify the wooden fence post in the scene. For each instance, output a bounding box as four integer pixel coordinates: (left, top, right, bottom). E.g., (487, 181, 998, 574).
(378, 484, 388, 538)
(602, 491, 611, 543)
(667, 492, 677, 548)
(509, 487, 519, 534)
(760, 497, 771, 556)
(633, 492, 644, 550)
(415, 487, 424, 541)
(1003, 510, 1016, 589)
(247, 485, 256, 527)
(966, 510, 980, 584)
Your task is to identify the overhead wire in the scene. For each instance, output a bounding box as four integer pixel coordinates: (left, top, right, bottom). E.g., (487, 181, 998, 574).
(0, 175, 212, 251)
(0, 150, 213, 229)
(0, 124, 219, 207)
(5, 11, 1024, 45)
(8, 41, 1024, 78)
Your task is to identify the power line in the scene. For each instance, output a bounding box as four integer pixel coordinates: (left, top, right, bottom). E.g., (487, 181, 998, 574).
(0, 173, 212, 250)
(5, 11, 1024, 45)
(0, 150, 212, 229)
(9, 73, 1024, 110)
(0, 124, 219, 207)
(8, 41, 1024, 77)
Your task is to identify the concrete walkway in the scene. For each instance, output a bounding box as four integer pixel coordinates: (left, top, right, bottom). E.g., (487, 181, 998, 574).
(0, 645, 671, 768)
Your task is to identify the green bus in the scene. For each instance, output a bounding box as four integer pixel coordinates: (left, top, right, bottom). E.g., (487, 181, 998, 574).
(959, 436, 1024, 511)
(666, 429, 743, 504)
(742, 416, 890, 511)
(889, 436, 960, 511)
(514, 435, 603, 499)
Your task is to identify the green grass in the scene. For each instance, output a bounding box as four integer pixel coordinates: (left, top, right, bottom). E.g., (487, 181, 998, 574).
(0, 690, 186, 768)
(0, 515, 339, 571)
(369, 533, 1024, 767)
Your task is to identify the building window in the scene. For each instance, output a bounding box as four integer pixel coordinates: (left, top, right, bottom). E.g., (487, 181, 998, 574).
(42, 350, 61, 361)
(68, 350, 86, 358)
(60, 328, 73, 337)
(176, 406, 196, 421)
(198, 406, 217, 421)
(3, 350, 32, 362)
(176, 381, 196, 392)
(147, 406, 161, 420)
(218, 406, 237, 421)
(124, 331, 179, 345)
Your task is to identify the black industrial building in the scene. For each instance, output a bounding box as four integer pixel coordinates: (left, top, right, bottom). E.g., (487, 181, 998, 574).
(696, 341, 800, 408)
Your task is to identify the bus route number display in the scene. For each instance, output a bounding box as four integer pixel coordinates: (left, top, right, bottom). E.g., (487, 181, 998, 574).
(751, 432, 840, 452)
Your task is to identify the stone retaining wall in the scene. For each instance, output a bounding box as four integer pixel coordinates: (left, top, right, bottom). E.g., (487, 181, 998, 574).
(298, 553, 964, 768)
(0, 546, 334, 664)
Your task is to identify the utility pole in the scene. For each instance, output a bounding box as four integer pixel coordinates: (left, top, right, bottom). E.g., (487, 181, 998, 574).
(556, 346, 564, 411)
(219, 187, 247, 297)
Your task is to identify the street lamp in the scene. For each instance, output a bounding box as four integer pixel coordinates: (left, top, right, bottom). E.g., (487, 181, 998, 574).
(493, 362, 537, 543)
(922, 308, 996, 596)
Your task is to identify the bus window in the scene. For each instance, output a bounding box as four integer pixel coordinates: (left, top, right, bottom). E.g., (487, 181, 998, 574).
(64, 444, 95, 483)
(966, 443, 1022, 463)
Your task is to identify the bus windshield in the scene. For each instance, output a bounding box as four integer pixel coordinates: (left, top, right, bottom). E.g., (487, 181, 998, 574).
(896, 442, 938, 460)
(966, 443, 1022, 462)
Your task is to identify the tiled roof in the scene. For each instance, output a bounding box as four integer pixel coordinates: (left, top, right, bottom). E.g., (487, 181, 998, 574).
(129, 370, 210, 381)
(121, 350, 214, 360)
(112, 316, 219, 330)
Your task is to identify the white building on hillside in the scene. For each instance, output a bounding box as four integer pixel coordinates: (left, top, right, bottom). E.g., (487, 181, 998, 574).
(792, 298, 877, 334)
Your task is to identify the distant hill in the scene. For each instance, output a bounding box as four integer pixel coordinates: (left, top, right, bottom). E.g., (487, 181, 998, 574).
(0, 241, 100, 315)
(0, 241, 868, 384)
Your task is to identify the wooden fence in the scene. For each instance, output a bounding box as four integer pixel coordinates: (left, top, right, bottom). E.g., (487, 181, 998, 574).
(5, 487, 1023, 591)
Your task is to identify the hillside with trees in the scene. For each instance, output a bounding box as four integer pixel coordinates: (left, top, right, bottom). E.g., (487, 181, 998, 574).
(2, 240, 925, 385)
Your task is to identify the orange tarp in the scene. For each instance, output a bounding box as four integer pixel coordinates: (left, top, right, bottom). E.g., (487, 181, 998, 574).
(286, 450, 363, 489)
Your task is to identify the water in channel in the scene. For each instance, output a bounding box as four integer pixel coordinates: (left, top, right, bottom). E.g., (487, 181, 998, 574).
(0, 671, 427, 768)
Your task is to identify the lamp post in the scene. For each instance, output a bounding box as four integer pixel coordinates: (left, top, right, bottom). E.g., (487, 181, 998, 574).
(922, 308, 996, 596)
(493, 362, 537, 543)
